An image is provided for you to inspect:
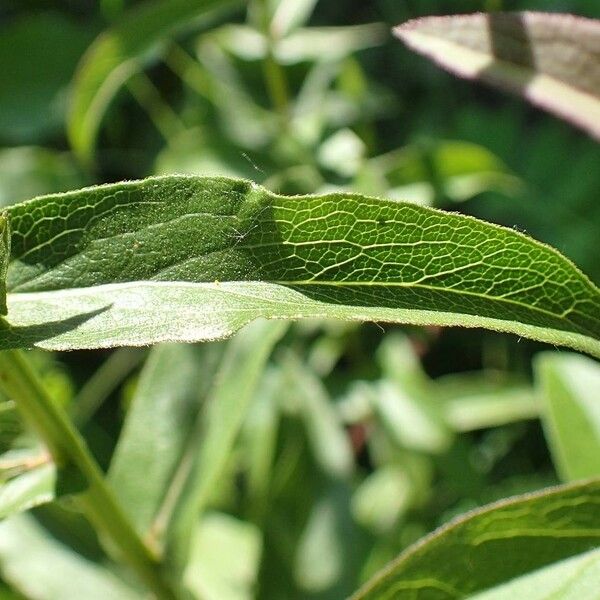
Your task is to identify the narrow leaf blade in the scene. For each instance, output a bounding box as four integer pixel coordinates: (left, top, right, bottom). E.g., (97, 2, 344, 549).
(394, 12, 600, 140)
(107, 343, 204, 535)
(535, 352, 600, 482)
(0, 213, 9, 315)
(0, 464, 55, 520)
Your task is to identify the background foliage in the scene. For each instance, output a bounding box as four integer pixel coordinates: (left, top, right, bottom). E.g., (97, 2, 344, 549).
(0, 0, 599, 598)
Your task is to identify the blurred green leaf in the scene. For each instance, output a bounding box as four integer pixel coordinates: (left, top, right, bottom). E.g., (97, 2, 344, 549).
(0, 14, 90, 143)
(394, 12, 600, 140)
(0, 456, 55, 520)
(168, 320, 287, 564)
(281, 353, 354, 479)
(184, 512, 262, 600)
(68, 0, 241, 163)
(270, 0, 318, 38)
(351, 465, 412, 534)
(107, 344, 204, 536)
(3, 176, 599, 356)
(0, 147, 84, 209)
(470, 547, 600, 600)
(0, 515, 139, 600)
(352, 479, 600, 599)
(535, 352, 600, 482)
(435, 372, 538, 432)
(374, 334, 452, 453)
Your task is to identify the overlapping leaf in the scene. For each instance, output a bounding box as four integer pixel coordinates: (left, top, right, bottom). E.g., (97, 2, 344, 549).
(394, 12, 600, 140)
(0, 176, 599, 355)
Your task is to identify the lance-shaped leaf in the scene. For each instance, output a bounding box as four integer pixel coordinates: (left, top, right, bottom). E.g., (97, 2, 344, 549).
(394, 12, 600, 140)
(535, 352, 600, 482)
(68, 0, 241, 163)
(0, 213, 9, 315)
(351, 479, 600, 600)
(1, 176, 599, 355)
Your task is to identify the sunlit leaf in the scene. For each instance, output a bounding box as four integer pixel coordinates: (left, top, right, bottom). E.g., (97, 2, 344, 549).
(1, 176, 599, 356)
(0, 213, 9, 315)
(535, 352, 600, 481)
(352, 479, 600, 599)
(394, 12, 600, 140)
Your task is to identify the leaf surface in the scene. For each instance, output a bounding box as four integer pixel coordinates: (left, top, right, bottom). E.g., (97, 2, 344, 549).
(352, 479, 600, 599)
(1, 176, 599, 355)
(68, 0, 240, 162)
(535, 352, 600, 482)
(0, 213, 9, 315)
(108, 344, 205, 535)
(394, 12, 600, 140)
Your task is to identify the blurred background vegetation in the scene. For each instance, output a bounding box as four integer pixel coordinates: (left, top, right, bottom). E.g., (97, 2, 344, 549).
(0, 1, 599, 598)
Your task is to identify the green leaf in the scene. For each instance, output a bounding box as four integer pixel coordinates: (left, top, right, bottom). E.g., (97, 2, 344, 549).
(394, 12, 600, 140)
(183, 512, 262, 600)
(68, 0, 241, 163)
(0, 515, 139, 600)
(352, 479, 600, 600)
(535, 352, 600, 482)
(281, 353, 354, 479)
(0, 462, 55, 520)
(470, 547, 600, 600)
(0, 213, 9, 315)
(107, 344, 204, 536)
(435, 372, 538, 432)
(2, 176, 599, 355)
(167, 320, 287, 564)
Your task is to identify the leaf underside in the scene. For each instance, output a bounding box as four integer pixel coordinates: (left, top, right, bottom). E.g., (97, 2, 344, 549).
(1, 176, 599, 354)
(394, 12, 600, 140)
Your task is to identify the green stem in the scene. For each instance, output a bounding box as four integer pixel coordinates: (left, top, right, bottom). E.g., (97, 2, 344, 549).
(256, 0, 290, 125)
(0, 349, 180, 600)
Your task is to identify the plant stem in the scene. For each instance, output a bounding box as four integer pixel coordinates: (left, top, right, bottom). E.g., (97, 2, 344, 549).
(256, 0, 290, 125)
(0, 349, 180, 600)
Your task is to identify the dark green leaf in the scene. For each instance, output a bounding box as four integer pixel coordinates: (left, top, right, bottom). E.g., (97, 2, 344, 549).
(2, 176, 599, 355)
(352, 479, 600, 599)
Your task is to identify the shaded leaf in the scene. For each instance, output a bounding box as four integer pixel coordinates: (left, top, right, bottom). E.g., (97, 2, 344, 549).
(394, 12, 600, 140)
(1, 176, 599, 356)
(471, 547, 600, 600)
(535, 352, 600, 482)
(68, 0, 241, 163)
(352, 479, 600, 599)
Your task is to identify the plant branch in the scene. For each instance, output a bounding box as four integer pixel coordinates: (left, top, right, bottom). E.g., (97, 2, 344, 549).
(0, 349, 180, 600)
